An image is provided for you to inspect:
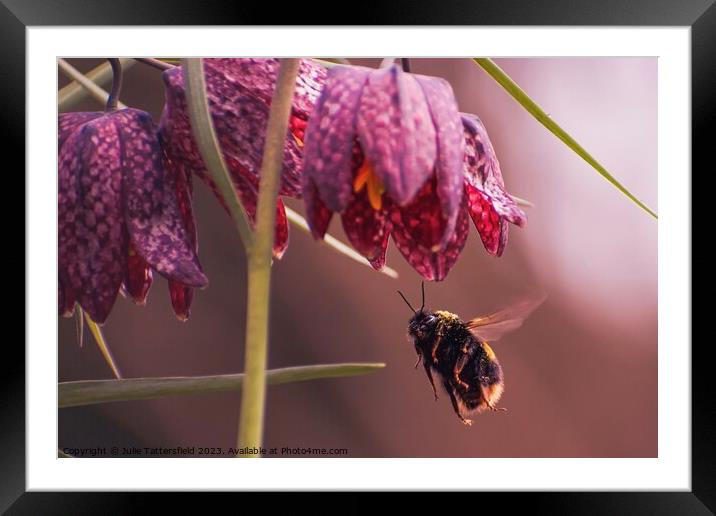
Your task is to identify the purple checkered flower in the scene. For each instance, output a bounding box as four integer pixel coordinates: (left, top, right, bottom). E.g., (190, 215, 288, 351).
(303, 65, 525, 281)
(301, 64, 465, 280)
(159, 58, 327, 258)
(301, 64, 526, 280)
(58, 108, 208, 324)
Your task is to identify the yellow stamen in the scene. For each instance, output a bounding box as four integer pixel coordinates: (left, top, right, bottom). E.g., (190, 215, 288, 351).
(353, 160, 371, 193)
(367, 171, 385, 210)
(353, 160, 385, 211)
(292, 133, 304, 148)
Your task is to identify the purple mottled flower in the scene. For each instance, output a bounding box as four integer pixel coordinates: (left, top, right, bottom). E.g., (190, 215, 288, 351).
(58, 108, 208, 324)
(461, 113, 526, 256)
(302, 64, 526, 281)
(159, 58, 327, 258)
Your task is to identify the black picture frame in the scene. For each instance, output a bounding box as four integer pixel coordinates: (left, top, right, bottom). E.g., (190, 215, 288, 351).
(6, 0, 709, 512)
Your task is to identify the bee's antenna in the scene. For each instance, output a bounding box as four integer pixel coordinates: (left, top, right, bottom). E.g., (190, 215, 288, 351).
(420, 281, 425, 312)
(397, 290, 416, 314)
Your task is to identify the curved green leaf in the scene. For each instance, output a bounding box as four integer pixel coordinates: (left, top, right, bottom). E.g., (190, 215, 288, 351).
(59, 363, 386, 408)
(473, 58, 657, 219)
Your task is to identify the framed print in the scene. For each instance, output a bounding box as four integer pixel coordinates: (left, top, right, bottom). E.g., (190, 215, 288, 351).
(6, 0, 710, 512)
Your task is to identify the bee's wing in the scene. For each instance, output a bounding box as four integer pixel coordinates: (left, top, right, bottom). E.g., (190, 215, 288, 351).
(466, 294, 547, 342)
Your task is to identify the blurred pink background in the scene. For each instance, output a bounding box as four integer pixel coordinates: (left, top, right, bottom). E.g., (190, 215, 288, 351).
(59, 57, 657, 457)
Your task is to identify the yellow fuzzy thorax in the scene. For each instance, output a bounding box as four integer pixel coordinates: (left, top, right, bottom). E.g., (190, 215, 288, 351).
(434, 310, 460, 323)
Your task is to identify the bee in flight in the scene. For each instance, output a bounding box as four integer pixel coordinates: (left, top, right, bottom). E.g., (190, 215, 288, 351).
(399, 283, 546, 426)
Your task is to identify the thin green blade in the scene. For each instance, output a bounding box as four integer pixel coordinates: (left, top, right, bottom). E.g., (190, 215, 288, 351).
(473, 58, 657, 220)
(59, 363, 386, 408)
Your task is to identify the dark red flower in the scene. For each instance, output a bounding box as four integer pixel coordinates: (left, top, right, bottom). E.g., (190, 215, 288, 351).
(302, 64, 526, 281)
(159, 58, 327, 259)
(58, 108, 208, 324)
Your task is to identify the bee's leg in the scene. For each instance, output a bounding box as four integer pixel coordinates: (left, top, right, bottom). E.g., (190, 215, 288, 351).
(453, 351, 471, 391)
(430, 332, 442, 364)
(446, 384, 472, 426)
(414, 353, 422, 369)
(481, 384, 508, 412)
(423, 362, 439, 401)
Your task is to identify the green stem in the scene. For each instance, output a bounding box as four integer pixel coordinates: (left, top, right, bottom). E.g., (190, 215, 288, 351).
(57, 59, 127, 110)
(58, 58, 135, 112)
(317, 57, 351, 65)
(105, 58, 122, 111)
(309, 58, 344, 69)
(182, 58, 254, 251)
(58, 363, 386, 408)
(237, 58, 300, 458)
(135, 57, 173, 71)
(473, 58, 657, 220)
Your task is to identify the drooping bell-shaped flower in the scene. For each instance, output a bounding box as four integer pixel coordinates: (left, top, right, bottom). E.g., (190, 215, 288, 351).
(302, 64, 467, 280)
(302, 64, 526, 281)
(58, 108, 208, 324)
(159, 58, 327, 258)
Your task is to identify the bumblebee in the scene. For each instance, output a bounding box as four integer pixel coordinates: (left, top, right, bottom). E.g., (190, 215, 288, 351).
(400, 284, 545, 426)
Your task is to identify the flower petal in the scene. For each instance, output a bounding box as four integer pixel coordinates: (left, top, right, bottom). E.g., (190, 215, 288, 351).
(160, 59, 326, 199)
(173, 158, 198, 249)
(390, 176, 469, 281)
(59, 111, 102, 150)
(303, 178, 333, 240)
(340, 189, 391, 269)
(461, 113, 504, 187)
(368, 247, 389, 271)
(462, 113, 526, 227)
(273, 198, 290, 260)
(203, 61, 302, 195)
(391, 187, 470, 281)
(414, 75, 465, 247)
(164, 161, 198, 318)
(58, 277, 76, 317)
(206, 58, 325, 118)
(58, 113, 105, 308)
(481, 176, 527, 227)
(115, 109, 208, 288)
(58, 125, 82, 307)
(159, 69, 205, 172)
(122, 245, 153, 305)
(63, 120, 127, 324)
(466, 182, 508, 256)
(302, 66, 369, 211)
(390, 176, 444, 251)
(226, 170, 289, 259)
(169, 280, 194, 322)
(356, 65, 437, 205)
